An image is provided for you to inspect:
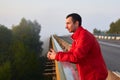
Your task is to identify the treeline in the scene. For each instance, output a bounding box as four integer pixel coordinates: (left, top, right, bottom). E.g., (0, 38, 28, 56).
(93, 18, 120, 34)
(0, 18, 46, 80)
(107, 19, 120, 34)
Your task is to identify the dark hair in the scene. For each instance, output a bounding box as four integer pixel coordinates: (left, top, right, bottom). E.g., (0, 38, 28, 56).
(66, 13, 82, 26)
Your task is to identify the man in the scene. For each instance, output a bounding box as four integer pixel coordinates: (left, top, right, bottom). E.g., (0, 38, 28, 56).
(47, 13, 108, 80)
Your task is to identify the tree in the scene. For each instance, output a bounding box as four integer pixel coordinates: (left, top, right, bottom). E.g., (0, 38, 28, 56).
(93, 28, 101, 34)
(12, 18, 43, 55)
(0, 18, 44, 80)
(0, 25, 12, 64)
(0, 61, 11, 80)
(11, 41, 41, 80)
(11, 18, 43, 80)
(107, 19, 120, 34)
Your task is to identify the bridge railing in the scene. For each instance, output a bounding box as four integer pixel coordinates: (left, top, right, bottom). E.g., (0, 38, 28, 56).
(51, 35, 79, 80)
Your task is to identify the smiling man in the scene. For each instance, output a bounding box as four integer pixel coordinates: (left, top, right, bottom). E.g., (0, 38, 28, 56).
(47, 13, 108, 80)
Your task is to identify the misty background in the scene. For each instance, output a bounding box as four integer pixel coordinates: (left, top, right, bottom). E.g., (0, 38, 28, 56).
(0, 0, 120, 55)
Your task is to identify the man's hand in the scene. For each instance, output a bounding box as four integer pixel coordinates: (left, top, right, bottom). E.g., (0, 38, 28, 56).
(47, 49, 56, 60)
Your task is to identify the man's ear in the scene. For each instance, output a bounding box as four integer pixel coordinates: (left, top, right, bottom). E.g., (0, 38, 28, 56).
(75, 21, 79, 27)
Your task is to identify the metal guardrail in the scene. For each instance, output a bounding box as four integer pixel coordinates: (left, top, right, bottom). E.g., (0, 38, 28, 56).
(51, 36, 79, 80)
(94, 34, 120, 40)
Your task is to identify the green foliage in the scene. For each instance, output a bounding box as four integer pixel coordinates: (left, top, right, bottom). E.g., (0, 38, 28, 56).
(0, 25, 12, 64)
(93, 28, 101, 34)
(0, 25, 12, 80)
(0, 61, 11, 80)
(12, 18, 43, 54)
(0, 18, 44, 80)
(11, 18, 43, 80)
(0, 25, 12, 52)
(11, 41, 41, 80)
(107, 19, 120, 34)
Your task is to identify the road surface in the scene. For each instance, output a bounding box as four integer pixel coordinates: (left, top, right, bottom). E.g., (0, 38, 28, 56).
(99, 39, 120, 72)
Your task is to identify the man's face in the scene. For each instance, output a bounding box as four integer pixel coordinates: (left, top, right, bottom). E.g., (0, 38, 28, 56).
(65, 17, 78, 33)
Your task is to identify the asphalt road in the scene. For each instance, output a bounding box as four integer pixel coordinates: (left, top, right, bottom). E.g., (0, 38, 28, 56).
(99, 39, 120, 72)
(60, 36, 120, 72)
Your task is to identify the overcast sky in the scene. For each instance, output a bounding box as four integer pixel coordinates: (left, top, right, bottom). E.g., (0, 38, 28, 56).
(0, 0, 120, 39)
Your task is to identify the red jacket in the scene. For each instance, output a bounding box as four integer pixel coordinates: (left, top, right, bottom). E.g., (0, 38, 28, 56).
(55, 26, 108, 80)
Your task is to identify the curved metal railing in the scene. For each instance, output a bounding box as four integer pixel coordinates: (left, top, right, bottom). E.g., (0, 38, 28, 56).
(51, 35, 79, 80)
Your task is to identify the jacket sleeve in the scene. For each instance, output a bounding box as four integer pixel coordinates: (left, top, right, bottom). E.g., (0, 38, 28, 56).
(55, 31, 94, 63)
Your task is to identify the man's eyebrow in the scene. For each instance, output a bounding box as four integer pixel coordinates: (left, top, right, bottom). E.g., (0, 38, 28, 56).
(66, 22, 70, 24)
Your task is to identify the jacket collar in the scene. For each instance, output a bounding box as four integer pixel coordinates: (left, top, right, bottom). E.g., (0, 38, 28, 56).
(71, 26, 83, 40)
